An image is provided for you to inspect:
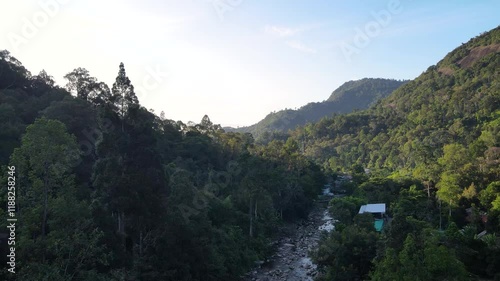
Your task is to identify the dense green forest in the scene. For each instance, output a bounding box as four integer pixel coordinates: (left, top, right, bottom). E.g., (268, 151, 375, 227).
(228, 78, 407, 142)
(0, 50, 325, 280)
(306, 26, 500, 280)
(0, 23, 499, 281)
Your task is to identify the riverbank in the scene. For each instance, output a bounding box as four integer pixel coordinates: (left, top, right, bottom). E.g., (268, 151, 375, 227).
(243, 198, 335, 281)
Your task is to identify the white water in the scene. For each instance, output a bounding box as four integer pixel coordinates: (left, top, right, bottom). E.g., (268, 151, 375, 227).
(318, 209, 335, 232)
(322, 186, 334, 196)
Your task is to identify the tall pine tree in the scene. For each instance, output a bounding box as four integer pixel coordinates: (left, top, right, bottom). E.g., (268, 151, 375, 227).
(111, 63, 138, 128)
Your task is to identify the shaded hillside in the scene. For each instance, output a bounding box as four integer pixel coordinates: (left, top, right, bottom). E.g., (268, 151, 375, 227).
(229, 78, 407, 141)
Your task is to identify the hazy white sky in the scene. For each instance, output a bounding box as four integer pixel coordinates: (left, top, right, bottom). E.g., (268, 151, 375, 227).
(1, 0, 499, 127)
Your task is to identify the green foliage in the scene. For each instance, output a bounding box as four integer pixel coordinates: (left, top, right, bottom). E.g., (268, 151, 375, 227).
(353, 213, 375, 232)
(315, 27, 500, 280)
(356, 177, 408, 209)
(1, 25, 499, 281)
(64, 67, 111, 106)
(328, 196, 366, 224)
(282, 30, 500, 280)
(0, 54, 326, 280)
(372, 231, 468, 281)
(480, 181, 500, 209)
(286, 27, 499, 180)
(111, 62, 139, 120)
(6, 118, 109, 280)
(436, 172, 462, 208)
(313, 225, 378, 281)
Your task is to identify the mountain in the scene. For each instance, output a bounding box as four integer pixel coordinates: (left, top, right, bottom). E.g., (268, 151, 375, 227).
(227, 78, 407, 141)
(291, 26, 500, 174)
(327, 78, 406, 103)
(1, 23, 499, 280)
(300, 26, 500, 281)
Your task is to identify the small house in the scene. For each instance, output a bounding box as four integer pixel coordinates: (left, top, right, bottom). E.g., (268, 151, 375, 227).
(358, 203, 386, 232)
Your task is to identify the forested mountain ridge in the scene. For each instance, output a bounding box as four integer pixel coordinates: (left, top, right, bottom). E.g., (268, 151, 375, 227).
(228, 78, 407, 142)
(326, 78, 406, 103)
(299, 26, 500, 280)
(292, 26, 500, 172)
(0, 50, 325, 280)
(0, 24, 499, 281)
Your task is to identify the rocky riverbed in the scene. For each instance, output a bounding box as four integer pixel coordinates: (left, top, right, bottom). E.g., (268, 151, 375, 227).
(243, 199, 335, 281)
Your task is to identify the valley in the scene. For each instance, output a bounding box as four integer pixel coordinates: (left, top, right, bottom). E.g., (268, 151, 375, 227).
(0, 17, 499, 281)
(244, 187, 336, 281)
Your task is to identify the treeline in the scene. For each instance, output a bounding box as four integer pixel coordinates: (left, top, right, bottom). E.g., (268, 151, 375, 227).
(0, 50, 324, 280)
(305, 26, 500, 280)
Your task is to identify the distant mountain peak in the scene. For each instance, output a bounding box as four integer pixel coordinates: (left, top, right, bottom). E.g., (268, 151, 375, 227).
(229, 78, 408, 141)
(327, 78, 408, 102)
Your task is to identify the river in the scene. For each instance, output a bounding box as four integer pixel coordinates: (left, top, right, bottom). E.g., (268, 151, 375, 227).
(243, 188, 335, 281)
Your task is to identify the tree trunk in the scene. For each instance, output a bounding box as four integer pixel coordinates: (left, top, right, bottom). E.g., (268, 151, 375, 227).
(117, 211, 127, 251)
(139, 231, 143, 257)
(42, 162, 50, 262)
(117, 212, 121, 234)
(439, 200, 442, 230)
(121, 95, 125, 132)
(42, 180, 49, 238)
(254, 201, 258, 219)
(449, 199, 452, 218)
(249, 199, 254, 238)
(42, 162, 50, 238)
(118, 212, 126, 234)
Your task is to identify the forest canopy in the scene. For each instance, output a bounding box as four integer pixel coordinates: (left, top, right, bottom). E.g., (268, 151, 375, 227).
(0, 24, 499, 281)
(0, 50, 324, 280)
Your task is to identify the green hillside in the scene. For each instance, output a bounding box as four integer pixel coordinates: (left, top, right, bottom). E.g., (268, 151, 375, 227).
(327, 78, 405, 103)
(229, 78, 407, 141)
(293, 26, 499, 172)
(0, 17, 499, 281)
(298, 26, 500, 280)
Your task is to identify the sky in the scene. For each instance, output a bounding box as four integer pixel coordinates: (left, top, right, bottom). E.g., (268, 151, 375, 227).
(1, 0, 499, 127)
